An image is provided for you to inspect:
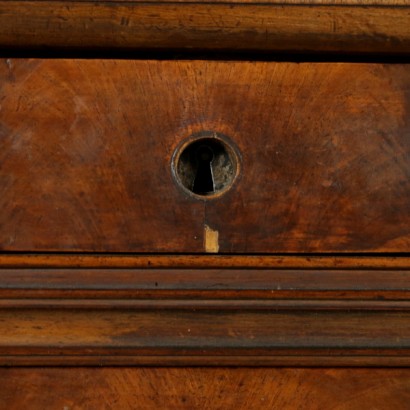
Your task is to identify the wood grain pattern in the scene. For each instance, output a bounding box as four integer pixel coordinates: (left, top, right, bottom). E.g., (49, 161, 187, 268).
(0, 254, 408, 269)
(21, 0, 410, 4)
(0, 368, 409, 410)
(0, 308, 410, 366)
(1, 267, 410, 300)
(0, 59, 409, 253)
(0, 262, 408, 366)
(0, 2, 409, 54)
(0, 1, 408, 403)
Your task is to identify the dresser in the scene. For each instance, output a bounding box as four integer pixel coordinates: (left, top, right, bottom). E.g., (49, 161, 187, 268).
(0, 1, 409, 408)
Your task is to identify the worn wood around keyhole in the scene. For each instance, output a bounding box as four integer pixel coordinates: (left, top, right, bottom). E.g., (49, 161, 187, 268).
(173, 134, 239, 200)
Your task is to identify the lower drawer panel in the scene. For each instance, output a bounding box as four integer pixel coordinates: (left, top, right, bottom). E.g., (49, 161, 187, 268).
(0, 59, 409, 253)
(1, 368, 410, 410)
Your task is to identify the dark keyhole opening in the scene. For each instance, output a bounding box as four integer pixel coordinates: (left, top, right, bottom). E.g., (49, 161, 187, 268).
(173, 132, 239, 199)
(193, 145, 215, 195)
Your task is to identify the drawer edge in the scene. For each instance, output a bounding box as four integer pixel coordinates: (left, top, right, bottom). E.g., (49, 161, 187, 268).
(0, 2, 409, 54)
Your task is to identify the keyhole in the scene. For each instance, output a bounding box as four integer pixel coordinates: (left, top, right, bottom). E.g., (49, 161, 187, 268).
(172, 131, 240, 199)
(193, 145, 215, 195)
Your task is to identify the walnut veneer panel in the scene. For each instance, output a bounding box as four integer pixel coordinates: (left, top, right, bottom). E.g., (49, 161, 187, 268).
(0, 59, 409, 253)
(1, 368, 410, 410)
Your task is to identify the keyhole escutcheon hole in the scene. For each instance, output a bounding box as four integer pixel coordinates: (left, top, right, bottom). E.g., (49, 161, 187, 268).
(172, 132, 240, 200)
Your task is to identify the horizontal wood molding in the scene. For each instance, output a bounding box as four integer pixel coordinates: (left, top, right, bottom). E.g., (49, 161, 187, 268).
(0, 254, 408, 269)
(0, 2, 409, 54)
(20, 1, 410, 5)
(0, 308, 410, 366)
(0, 255, 409, 366)
(2, 355, 410, 367)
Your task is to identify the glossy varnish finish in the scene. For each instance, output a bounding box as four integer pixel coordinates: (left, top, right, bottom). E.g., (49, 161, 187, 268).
(0, 59, 409, 252)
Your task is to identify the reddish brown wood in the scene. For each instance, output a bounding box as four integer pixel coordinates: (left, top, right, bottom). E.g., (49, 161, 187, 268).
(2, 267, 409, 290)
(0, 2, 409, 54)
(20, 0, 410, 4)
(0, 254, 408, 269)
(0, 59, 409, 253)
(0, 256, 408, 366)
(0, 267, 409, 301)
(1, 59, 409, 366)
(0, 2, 408, 406)
(0, 301, 409, 365)
(0, 367, 410, 409)
(3, 355, 410, 367)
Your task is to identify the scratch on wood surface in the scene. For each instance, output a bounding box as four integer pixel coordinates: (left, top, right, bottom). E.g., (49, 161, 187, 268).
(204, 225, 219, 253)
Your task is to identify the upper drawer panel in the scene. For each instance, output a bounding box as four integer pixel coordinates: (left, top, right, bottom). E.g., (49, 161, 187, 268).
(1, 2, 409, 54)
(0, 59, 409, 253)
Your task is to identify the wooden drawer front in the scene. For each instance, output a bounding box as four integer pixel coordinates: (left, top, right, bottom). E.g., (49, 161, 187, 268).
(1, 368, 410, 410)
(0, 59, 409, 253)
